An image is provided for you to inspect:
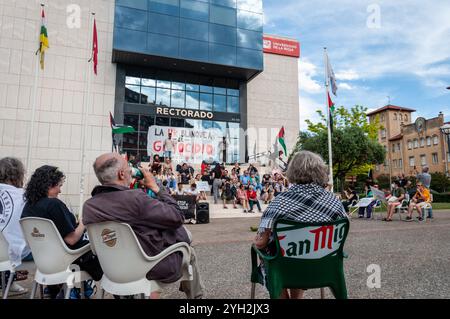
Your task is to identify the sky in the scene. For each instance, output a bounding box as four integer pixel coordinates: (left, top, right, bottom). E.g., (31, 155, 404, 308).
(262, 0, 450, 130)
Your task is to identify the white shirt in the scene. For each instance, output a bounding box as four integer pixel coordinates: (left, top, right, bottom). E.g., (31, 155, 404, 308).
(164, 138, 175, 152)
(0, 183, 31, 267)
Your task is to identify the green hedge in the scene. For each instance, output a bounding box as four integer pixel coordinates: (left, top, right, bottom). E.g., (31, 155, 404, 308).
(431, 192, 450, 203)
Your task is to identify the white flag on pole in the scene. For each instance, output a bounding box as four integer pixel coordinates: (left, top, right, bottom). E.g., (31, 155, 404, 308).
(326, 53, 338, 96)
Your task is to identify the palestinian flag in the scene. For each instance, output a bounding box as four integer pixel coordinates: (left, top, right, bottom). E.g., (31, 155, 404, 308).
(328, 92, 335, 132)
(109, 112, 136, 134)
(277, 127, 287, 156)
(39, 7, 49, 70)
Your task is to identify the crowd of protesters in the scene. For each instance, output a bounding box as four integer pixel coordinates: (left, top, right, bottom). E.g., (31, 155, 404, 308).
(128, 154, 289, 213)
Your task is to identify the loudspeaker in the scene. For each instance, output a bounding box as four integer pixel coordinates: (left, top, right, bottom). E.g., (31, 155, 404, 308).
(196, 202, 210, 224)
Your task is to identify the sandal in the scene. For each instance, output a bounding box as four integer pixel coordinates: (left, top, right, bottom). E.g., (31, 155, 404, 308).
(14, 270, 29, 281)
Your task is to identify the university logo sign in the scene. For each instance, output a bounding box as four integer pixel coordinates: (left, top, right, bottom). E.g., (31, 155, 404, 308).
(277, 223, 346, 259)
(0, 190, 13, 232)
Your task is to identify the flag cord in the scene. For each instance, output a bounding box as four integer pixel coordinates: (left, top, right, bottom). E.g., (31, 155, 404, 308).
(78, 12, 95, 219)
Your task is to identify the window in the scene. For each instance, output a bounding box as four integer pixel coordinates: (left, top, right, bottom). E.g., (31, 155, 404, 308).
(409, 156, 415, 167)
(380, 129, 386, 139)
(407, 140, 412, 150)
(123, 114, 155, 160)
(413, 139, 419, 148)
(433, 135, 439, 145)
(399, 159, 403, 168)
(393, 160, 397, 168)
(432, 153, 438, 164)
(397, 143, 401, 151)
(392, 144, 396, 153)
(381, 114, 385, 122)
(427, 136, 432, 146)
(210, 5, 237, 27)
(404, 115, 408, 122)
(394, 113, 397, 120)
(420, 155, 427, 166)
(400, 114, 403, 121)
(420, 138, 425, 147)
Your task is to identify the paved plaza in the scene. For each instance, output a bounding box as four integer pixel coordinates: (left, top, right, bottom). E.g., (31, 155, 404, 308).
(8, 210, 450, 299)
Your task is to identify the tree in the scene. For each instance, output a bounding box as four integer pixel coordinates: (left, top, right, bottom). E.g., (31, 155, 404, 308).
(299, 126, 386, 190)
(430, 172, 450, 193)
(305, 105, 382, 140)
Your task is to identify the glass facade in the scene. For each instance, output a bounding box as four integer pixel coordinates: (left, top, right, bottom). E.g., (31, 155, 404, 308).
(122, 74, 241, 162)
(114, 0, 263, 70)
(125, 75, 240, 113)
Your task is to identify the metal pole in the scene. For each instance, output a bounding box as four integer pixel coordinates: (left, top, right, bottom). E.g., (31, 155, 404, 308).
(444, 134, 450, 176)
(78, 13, 95, 218)
(324, 48, 334, 192)
(26, 4, 45, 174)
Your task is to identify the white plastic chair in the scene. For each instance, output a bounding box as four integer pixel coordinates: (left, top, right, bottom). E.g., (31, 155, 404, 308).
(20, 217, 92, 299)
(0, 232, 14, 299)
(395, 193, 410, 220)
(86, 221, 193, 299)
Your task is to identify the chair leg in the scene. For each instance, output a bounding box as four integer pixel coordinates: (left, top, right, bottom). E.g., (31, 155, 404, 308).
(1, 272, 6, 296)
(64, 284, 71, 299)
(80, 281, 85, 299)
(2, 271, 14, 299)
(39, 285, 44, 299)
(320, 287, 325, 299)
(250, 283, 256, 299)
(329, 280, 348, 299)
(30, 281, 38, 299)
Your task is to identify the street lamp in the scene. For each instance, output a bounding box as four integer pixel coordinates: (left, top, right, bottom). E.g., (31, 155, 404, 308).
(440, 124, 450, 177)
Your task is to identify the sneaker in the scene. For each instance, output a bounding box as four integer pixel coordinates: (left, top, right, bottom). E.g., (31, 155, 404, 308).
(243, 210, 247, 213)
(358, 215, 364, 218)
(0, 282, 28, 297)
(418, 217, 423, 221)
(82, 280, 95, 299)
(70, 288, 81, 299)
(405, 216, 413, 221)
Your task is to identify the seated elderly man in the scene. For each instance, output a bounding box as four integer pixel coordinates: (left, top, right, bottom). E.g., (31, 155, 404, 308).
(405, 182, 431, 221)
(82, 153, 205, 299)
(254, 151, 347, 299)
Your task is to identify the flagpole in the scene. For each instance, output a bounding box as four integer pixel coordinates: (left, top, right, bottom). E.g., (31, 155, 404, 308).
(26, 3, 45, 175)
(78, 12, 95, 219)
(324, 47, 334, 192)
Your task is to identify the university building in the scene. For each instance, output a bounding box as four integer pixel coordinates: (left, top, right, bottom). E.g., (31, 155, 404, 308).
(367, 105, 449, 178)
(0, 0, 300, 211)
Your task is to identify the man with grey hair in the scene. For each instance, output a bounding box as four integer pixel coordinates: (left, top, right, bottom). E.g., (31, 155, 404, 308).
(416, 166, 431, 189)
(254, 151, 347, 299)
(82, 153, 204, 299)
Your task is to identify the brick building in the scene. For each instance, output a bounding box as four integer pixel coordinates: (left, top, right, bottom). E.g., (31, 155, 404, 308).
(367, 105, 449, 178)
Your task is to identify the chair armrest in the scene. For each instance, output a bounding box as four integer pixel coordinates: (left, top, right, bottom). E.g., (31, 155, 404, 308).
(251, 244, 277, 261)
(66, 243, 92, 260)
(142, 242, 192, 270)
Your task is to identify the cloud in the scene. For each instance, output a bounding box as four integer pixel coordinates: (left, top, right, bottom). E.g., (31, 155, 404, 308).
(298, 59, 322, 94)
(299, 94, 323, 131)
(339, 83, 354, 90)
(336, 70, 360, 81)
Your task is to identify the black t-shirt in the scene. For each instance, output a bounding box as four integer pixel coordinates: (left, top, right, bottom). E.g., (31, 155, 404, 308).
(201, 175, 212, 185)
(179, 168, 191, 184)
(22, 198, 89, 250)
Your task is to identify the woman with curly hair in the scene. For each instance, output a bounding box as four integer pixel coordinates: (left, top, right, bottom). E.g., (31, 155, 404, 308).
(21, 165, 103, 298)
